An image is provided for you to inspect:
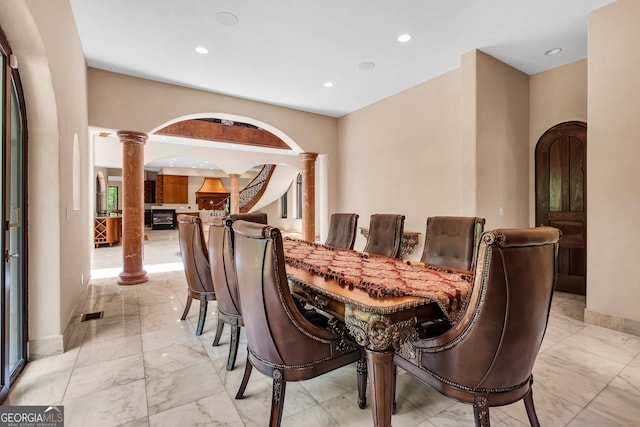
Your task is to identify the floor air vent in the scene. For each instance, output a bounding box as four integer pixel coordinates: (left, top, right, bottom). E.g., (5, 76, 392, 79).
(80, 311, 104, 322)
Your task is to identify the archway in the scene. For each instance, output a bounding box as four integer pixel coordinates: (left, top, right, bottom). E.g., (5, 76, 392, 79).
(144, 113, 323, 237)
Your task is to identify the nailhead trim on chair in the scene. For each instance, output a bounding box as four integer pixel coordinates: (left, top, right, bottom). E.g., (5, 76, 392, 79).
(249, 348, 340, 370)
(413, 364, 532, 394)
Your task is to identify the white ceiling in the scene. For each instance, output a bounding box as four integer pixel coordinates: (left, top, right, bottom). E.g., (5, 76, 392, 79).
(142, 134, 297, 171)
(70, 0, 614, 119)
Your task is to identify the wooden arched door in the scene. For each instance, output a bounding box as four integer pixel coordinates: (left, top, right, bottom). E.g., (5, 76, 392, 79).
(535, 121, 586, 295)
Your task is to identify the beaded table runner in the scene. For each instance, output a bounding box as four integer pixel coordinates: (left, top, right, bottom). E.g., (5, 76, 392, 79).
(283, 237, 474, 325)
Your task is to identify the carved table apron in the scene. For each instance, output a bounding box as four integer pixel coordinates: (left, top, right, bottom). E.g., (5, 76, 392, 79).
(287, 265, 442, 427)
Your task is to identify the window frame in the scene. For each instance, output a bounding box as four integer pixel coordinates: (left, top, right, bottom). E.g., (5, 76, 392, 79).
(295, 173, 302, 219)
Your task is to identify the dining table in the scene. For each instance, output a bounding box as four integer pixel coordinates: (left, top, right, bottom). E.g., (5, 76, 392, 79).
(282, 237, 474, 427)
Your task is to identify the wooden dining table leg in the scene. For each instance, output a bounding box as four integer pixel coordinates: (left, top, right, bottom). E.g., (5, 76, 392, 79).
(365, 348, 394, 427)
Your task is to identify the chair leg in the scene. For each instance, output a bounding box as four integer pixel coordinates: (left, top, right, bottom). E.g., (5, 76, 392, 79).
(195, 297, 208, 336)
(473, 394, 491, 427)
(226, 321, 241, 371)
(180, 294, 192, 320)
(269, 369, 287, 427)
(523, 385, 541, 427)
(235, 355, 253, 399)
(392, 365, 397, 414)
(212, 317, 225, 346)
(357, 353, 367, 409)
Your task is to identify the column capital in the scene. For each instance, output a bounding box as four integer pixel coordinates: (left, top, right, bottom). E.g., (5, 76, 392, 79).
(117, 130, 148, 145)
(299, 152, 318, 162)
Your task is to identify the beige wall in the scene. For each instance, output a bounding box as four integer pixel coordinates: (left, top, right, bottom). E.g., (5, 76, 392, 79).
(338, 51, 530, 256)
(0, 0, 91, 356)
(529, 60, 588, 225)
(87, 69, 340, 224)
(473, 51, 530, 229)
(27, 0, 91, 355)
(260, 182, 303, 234)
(586, 0, 640, 331)
(338, 69, 463, 256)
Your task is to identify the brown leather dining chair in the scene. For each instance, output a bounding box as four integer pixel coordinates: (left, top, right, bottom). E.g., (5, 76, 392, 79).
(177, 214, 216, 336)
(324, 213, 359, 249)
(363, 213, 405, 258)
(393, 227, 561, 427)
(232, 220, 364, 427)
(410, 216, 486, 339)
(421, 216, 486, 271)
(391, 217, 486, 404)
(208, 212, 268, 371)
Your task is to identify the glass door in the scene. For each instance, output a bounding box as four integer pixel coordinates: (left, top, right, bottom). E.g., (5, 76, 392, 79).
(0, 30, 28, 402)
(7, 79, 26, 378)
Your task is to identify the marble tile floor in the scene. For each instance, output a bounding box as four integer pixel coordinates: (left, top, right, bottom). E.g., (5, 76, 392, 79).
(6, 229, 640, 426)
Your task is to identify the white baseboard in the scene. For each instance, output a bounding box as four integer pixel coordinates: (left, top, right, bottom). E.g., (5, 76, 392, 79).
(28, 336, 64, 360)
(29, 280, 91, 360)
(584, 309, 640, 337)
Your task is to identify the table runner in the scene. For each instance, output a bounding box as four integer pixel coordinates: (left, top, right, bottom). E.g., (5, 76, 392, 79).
(283, 237, 474, 325)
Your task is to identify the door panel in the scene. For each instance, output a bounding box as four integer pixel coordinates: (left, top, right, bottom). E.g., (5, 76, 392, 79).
(8, 82, 25, 376)
(0, 34, 28, 402)
(536, 122, 587, 295)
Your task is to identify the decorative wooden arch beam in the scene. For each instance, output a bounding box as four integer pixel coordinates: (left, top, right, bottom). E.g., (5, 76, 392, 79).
(156, 119, 290, 150)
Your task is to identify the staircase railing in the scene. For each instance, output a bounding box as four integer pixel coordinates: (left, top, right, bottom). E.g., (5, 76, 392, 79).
(239, 164, 275, 213)
(212, 164, 276, 215)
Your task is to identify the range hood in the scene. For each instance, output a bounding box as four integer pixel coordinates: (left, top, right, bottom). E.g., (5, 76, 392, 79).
(196, 177, 230, 210)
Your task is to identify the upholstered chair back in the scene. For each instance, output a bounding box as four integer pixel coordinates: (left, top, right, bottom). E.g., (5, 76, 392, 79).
(324, 213, 359, 249)
(363, 214, 405, 258)
(177, 214, 216, 335)
(420, 216, 486, 271)
(208, 213, 268, 370)
(208, 212, 268, 317)
(208, 216, 241, 317)
(395, 226, 560, 423)
(232, 220, 363, 425)
(232, 220, 355, 368)
(177, 214, 214, 296)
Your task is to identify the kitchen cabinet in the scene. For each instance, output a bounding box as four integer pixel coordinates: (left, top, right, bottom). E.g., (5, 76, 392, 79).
(94, 216, 122, 248)
(155, 175, 188, 204)
(144, 180, 156, 203)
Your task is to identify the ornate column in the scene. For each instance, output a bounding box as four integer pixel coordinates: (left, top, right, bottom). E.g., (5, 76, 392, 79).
(117, 130, 148, 285)
(229, 173, 240, 214)
(299, 152, 318, 242)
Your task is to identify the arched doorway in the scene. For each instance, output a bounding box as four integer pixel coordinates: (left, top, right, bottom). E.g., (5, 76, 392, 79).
(535, 121, 587, 295)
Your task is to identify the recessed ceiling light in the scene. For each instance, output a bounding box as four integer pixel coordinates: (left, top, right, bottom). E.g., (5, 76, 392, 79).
(195, 46, 208, 54)
(358, 61, 376, 70)
(397, 34, 412, 43)
(545, 48, 562, 56)
(323, 82, 334, 88)
(216, 12, 239, 26)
